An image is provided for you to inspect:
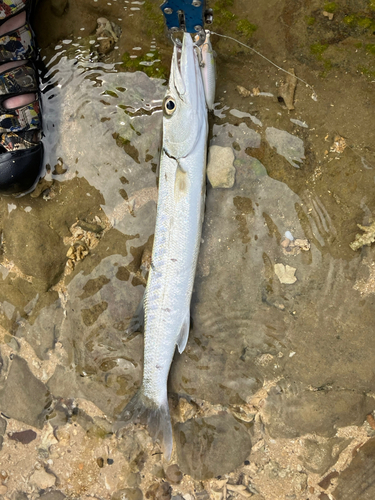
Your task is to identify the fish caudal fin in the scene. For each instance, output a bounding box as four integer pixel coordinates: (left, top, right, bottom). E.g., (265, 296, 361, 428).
(114, 389, 173, 460)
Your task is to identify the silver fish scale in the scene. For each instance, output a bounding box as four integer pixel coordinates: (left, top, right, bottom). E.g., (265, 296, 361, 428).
(143, 139, 207, 405)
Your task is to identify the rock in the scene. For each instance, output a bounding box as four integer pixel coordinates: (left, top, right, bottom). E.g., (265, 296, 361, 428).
(195, 492, 210, 500)
(8, 429, 37, 444)
(319, 471, 339, 490)
(0, 415, 6, 450)
(96, 18, 122, 55)
(236, 85, 252, 97)
(264, 383, 375, 438)
(50, 0, 68, 16)
(300, 437, 350, 474)
(3, 211, 67, 290)
(16, 297, 64, 360)
(165, 464, 182, 484)
(12, 493, 28, 500)
(155, 483, 171, 500)
(0, 356, 52, 428)
(30, 468, 56, 489)
(207, 146, 236, 189)
(170, 329, 263, 406)
(117, 429, 150, 469)
(112, 488, 143, 500)
(175, 413, 251, 480)
(0, 484, 8, 495)
(333, 437, 375, 499)
(39, 491, 66, 500)
(277, 68, 297, 110)
(274, 263, 297, 284)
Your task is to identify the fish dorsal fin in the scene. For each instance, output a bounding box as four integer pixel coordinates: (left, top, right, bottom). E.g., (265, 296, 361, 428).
(176, 310, 190, 353)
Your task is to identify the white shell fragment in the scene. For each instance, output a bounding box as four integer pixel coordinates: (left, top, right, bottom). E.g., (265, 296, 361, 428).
(274, 263, 297, 284)
(207, 145, 236, 189)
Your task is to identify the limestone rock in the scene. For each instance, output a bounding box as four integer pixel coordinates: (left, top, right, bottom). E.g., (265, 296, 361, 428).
(30, 468, 56, 489)
(333, 437, 375, 499)
(274, 263, 297, 284)
(207, 146, 236, 189)
(175, 413, 251, 480)
(264, 383, 375, 438)
(0, 356, 52, 429)
(39, 492, 66, 500)
(300, 437, 350, 474)
(112, 488, 143, 500)
(3, 210, 66, 290)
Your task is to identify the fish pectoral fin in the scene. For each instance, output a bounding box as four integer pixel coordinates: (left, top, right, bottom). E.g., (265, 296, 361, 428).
(176, 310, 190, 354)
(126, 291, 145, 335)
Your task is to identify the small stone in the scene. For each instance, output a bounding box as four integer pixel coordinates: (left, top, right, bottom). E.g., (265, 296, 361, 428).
(97, 457, 104, 468)
(112, 488, 143, 500)
(165, 464, 182, 484)
(318, 471, 339, 490)
(236, 85, 252, 97)
(280, 237, 291, 248)
(195, 492, 209, 500)
(0, 356, 52, 429)
(145, 483, 159, 499)
(176, 398, 197, 422)
(323, 10, 334, 20)
(39, 491, 66, 500)
(207, 146, 236, 189)
(155, 482, 171, 500)
(0, 484, 8, 495)
(55, 428, 70, 445)
(330, 135, 346, 153)
(277, 68, 297, 110)
(8, 429, 37, 444)
(274, 263, 297, 284)
(30, 468, 56, 489)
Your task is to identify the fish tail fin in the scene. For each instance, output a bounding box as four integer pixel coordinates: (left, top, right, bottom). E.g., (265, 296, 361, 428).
(114, 388, 173, 460)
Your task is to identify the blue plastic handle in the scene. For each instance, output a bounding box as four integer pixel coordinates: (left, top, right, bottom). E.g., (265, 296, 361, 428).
(160, 0, 205, 33)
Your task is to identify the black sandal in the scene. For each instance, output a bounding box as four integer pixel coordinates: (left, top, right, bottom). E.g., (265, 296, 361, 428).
(0, 0, 43, 194)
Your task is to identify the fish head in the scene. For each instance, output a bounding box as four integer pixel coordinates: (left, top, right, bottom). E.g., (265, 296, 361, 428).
(162, 33, 206, 159)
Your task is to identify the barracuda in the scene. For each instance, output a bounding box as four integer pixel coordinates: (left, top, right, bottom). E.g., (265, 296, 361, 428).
(115, 33, 210, 459)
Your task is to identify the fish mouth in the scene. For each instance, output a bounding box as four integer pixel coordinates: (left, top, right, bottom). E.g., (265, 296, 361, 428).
(170, 33, 198, 101)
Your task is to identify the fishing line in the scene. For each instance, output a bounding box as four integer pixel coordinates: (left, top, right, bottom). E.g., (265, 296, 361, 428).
(210, 31, 317, 100)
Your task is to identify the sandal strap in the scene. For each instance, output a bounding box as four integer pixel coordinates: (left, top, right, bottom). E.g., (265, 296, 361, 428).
(0, 129, 40, 151)
(0, 63, 38, 97)
(0, 23, 35, 62)
(0, 99, 41, 133)
(0, 0, 28, 21)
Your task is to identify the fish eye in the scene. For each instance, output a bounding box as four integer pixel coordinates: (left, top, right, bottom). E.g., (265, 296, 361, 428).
(164, 97, 176, 115)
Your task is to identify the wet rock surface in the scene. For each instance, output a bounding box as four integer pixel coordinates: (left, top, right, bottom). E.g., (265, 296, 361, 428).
(175, 414, 252, 480)
(264, 383, 375, 438)
(301, 437, 351, 475)
(333, 438, 375, 499)
(0, 355, 52, 428)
